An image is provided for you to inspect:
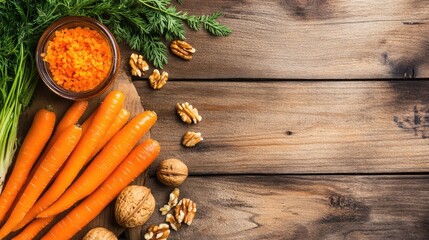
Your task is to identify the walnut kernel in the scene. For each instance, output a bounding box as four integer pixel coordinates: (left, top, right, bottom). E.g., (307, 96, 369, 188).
(166, 213, 181, 231)
(149, 69, 169, 89)
(176, 102, 202, 124)
(115, 185, 155, 228)
(170, 40, 195, 60)
(144, 223, 170, 240)
(175, 198, 197, 225)
(130, 53, 149, 77)
(182, 131, 203, 147)
(156, 159, 188, 187)
(160, 188, 180, 215)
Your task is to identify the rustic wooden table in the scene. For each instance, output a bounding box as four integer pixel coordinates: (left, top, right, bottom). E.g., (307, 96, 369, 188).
(133, 1, 429, 239)
(14, 0, 429, 239)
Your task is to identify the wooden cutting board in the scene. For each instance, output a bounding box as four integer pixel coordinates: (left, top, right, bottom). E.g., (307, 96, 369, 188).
(12, 65, 147, 239)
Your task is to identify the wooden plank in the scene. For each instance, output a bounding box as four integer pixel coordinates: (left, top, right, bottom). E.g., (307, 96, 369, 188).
(135, 80, 429, 175)
(121, 0, 429, 79)
(13, 65, 146, 239)
(142, 175, 429, 240)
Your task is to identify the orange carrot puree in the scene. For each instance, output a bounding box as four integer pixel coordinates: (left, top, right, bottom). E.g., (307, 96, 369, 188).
(42, 27, 112, 92)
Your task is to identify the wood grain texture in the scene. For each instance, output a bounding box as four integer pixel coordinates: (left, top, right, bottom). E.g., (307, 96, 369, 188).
(122, 0, 429, 79)
(14, 67, 146, 239)
(142, 175, 429, 240)
(135, 80, 429, 175)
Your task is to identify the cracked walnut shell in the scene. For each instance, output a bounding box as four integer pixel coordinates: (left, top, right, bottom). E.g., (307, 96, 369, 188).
(175, 198, 197, 225)
(130, 53, 149, 77)
(115, 185, 155, 228)
(170, 40, 195, 60)
(182, 131, 203, 147)
(176, 102, 202, 124)
(83, 227, 117, 240)
(144, 223, 170, 240)
(157, 159, 188, 187)
(149, 69, 168, 89)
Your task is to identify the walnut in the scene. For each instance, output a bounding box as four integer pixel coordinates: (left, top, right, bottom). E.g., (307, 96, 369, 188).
(175, 198, 197, 225)
(83, 227, 117, 240)
(115, 185, 155, 228)
(157, 159, 188, 187)
(182, 131, 203, 147)
(170, 40, 195, 60)
(176, 102, 202, 124)
(160, 188, 180, 215)
(129, 53, 149, 77)
(144, 223, 170, 240)
(166, 213, 181, 231)
(149, 69, 168, 90)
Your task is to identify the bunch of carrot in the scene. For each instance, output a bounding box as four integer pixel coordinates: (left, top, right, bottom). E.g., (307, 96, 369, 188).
(0, 90, 160, 239)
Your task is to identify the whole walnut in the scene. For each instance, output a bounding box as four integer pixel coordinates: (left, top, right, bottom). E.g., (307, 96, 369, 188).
(82, 227, 117, 240)
(115, 185, 155, 228)
(156, 159, 188, 187)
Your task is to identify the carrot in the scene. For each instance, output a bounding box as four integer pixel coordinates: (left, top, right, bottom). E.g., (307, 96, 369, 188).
(0, 125, 82, 239)
(12, 217, 54, 240)
(18, 101, 88, 205)
(14, 109, 129, 231)
(0, 107, 55, 224)
(27, 91, 124, 223)
(80, 110, 95, 135)
(38, 111, 157, 218)
(41, 139, 160, 240)
(90, 108, 130, 159)
(38, 101, 88, 162)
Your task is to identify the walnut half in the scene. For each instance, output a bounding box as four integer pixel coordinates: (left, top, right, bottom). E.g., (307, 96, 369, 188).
(144, 223, 170, 240)
(129, 53, 149, 77)
(175, 198, 197, 225)
(182, 131, 203, 147)
(170, 40, 195, 60)
(149, 69, 168, 90)
(176, 102, 202, 124)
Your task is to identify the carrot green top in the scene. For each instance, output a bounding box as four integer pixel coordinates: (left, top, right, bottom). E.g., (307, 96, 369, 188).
(42, 27, 113, 92)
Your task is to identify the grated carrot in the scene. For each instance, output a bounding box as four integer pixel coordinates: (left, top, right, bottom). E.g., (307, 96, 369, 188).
(43, 27, 112, 92)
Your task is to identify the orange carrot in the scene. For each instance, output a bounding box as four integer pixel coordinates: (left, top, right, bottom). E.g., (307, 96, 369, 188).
(0, 107, 55, 224)
(14, 109, 129, 231)
(0, 125, 82, 239)
(38, 111, 156, 218)
(20, 101, 88, 202)
(41, 139, 160, 240)
(80, 110, 95, 135)
(28, 91, 124, 222)
(90, 108, 130, 159)
(12, 217, 54, 240)
(38, 101, 88, 161)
